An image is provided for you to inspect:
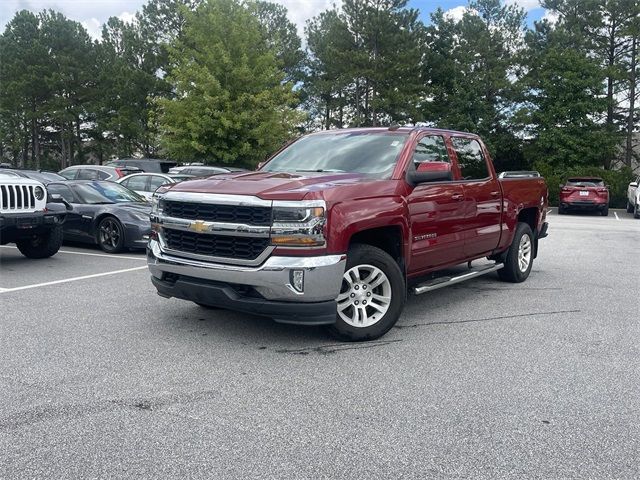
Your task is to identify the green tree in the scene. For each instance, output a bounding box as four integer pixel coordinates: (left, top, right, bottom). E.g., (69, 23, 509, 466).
(156, 0, 303, 166)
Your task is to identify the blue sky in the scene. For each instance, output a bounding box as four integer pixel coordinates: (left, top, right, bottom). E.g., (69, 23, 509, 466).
(0, 0, 549, 40)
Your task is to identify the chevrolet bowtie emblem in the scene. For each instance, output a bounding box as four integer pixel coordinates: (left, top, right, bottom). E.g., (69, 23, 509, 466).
(188, 220, 208, 233)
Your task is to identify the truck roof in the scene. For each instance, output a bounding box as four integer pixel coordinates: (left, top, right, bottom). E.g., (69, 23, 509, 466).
(307, 126, 480, 137)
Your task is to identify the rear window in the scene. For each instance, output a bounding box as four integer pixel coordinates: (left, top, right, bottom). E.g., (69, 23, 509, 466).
(567, 179, 604, 187)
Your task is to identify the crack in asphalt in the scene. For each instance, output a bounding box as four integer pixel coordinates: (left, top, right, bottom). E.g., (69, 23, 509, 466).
(276, 339, 403, 355)
(0, 390, 218, 431)
(395, 309, 582, 330)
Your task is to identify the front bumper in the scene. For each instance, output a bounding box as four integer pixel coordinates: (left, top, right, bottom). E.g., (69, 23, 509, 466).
(147, 239, 346, 325)
(0, 210, 65, 243)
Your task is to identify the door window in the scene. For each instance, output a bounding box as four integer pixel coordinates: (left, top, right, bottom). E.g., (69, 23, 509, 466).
(124, 175, 149, 191)
(77, 169, 100, 180)
(59, 168, 77, 180)
(149, 175, 170, 191)
(47, 184, 75, 202)
(412, 136, 450, 170)
(451, 137, 490, 180)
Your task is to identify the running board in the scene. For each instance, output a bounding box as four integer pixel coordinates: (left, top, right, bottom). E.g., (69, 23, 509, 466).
(412, 263, 504, 295)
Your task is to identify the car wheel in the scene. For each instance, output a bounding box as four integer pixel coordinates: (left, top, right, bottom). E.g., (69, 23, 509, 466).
(16, 225, 64, 259)
(558, 205, 565, 215)
(635, 203, 640, 219)
(327, 244, 405, 342)
(498, 222, 534, 283)
(97, 216, 125, 253)
(627, 201, 634, 213)
(601, 206, 609, 216)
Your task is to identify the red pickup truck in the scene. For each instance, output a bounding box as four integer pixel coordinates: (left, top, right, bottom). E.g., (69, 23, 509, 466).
(148, 127, 548, 341)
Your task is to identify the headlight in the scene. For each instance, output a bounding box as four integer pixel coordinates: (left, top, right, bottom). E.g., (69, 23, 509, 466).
(271, 200, 326, 247)
(130, 211, 150, 222)
(34, 186, 45, 200)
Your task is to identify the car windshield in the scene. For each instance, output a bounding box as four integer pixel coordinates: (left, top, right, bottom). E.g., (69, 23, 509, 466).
(261, 132, 409, 178)
(72, 182, 146, 204)
(567, 179, 604, 187)
(27, 171, 65, 182)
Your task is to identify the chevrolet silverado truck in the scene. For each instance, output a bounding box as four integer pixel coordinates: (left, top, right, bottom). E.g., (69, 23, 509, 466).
(0, 176, 67, 258)
(148, 127, 548, 341)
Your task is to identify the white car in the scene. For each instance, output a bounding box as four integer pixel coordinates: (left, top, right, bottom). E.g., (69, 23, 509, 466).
(116, 172, 193, 200)
(627, 175, 640, 218)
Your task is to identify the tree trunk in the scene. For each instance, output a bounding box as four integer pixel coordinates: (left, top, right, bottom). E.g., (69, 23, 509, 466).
(31, 117, 40, 170)
(626, 36, 637, 168)
(75, 116, 83, 164)
(60, 128, 66, 170)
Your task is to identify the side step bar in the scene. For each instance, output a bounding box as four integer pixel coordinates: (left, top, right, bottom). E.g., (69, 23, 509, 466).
(413, 263, 504, 295)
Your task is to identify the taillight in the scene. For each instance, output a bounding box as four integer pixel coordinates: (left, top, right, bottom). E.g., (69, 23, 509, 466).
(115, 168, 125, 178)
(596, 188, 608, 195)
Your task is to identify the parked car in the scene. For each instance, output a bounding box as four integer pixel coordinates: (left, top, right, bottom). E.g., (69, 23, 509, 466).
(148, 127, 549, 341)
(106, 158, 178, 174)
(116, 173, 194, 200)
(626, 175, 640, 218)
(558, 177, 609, 216)
(0, 169, 65, 184)
(59, 165, 141, 182)
(0, 176, 66, 258)
(46, 180, 151, 253)
(168, 165, 247, 176)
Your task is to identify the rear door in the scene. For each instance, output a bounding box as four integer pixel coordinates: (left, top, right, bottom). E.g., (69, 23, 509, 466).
(406, 134, 467, 274)
(450, 136, 502, 258)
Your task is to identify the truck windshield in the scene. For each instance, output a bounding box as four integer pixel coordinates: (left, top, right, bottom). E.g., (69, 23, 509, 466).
(262, 132, 409, 178)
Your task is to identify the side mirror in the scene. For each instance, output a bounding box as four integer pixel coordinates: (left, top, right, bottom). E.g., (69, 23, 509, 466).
(50, 193, 72, 210)
(407, 162, 453, 186)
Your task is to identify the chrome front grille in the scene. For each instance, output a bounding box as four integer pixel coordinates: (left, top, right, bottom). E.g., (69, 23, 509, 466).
(0, 184, 36, 211)
(163, 228, 269, 260)
(162, 200, 272, 226)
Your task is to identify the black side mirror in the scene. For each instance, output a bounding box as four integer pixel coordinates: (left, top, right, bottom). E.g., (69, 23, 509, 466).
(406, 169, 453, 186)
(50, 193, 72, 210)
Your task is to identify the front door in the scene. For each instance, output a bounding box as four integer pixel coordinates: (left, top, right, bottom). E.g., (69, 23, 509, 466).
(406, 134, 467, 275)
(450, 137, 502, 258)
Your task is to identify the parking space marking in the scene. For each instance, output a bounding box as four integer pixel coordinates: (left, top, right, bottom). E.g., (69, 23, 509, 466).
(0, 266, 148, 294)
(546, 208, 552, 214)
(614, 212, 620, 221)
(0, 245, 146, 261)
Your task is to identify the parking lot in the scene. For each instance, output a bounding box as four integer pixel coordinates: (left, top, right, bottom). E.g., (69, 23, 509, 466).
(1, 209, 639, 478)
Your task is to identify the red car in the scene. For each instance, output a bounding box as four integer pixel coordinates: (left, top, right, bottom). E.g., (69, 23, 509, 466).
(559, 177, 609, 216)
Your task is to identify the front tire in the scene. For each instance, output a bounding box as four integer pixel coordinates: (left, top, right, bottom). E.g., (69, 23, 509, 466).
(627, 201, 634, 213)
(16, 225, 64, 259)
(327, 244, 405, 342)
(97, 216, 125, 253)
(497, 222, 534, 283)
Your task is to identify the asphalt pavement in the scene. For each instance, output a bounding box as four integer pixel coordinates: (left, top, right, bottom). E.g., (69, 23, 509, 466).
(1, 209, 639, 479)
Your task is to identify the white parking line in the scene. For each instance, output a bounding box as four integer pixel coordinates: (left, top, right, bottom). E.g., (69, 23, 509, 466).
(546, 208, 552, 214)
(0, 245, 146, 261)
(614, 212, 620, 221)
(0, 266, 148, 294)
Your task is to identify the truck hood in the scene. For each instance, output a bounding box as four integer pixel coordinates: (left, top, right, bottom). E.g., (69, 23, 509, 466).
(168, 171, 376, 200)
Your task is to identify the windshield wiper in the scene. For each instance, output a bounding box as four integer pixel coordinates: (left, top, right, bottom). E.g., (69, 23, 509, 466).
(295, 169, 345, 173)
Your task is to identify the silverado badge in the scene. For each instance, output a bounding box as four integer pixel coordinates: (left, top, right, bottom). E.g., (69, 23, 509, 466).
(188, 220, 208, 233)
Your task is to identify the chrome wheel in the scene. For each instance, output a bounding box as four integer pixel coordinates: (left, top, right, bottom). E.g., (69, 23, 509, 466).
(517, 234, 532, 272)
(99, 218, 122, 251)
(336, 264, 392, 328)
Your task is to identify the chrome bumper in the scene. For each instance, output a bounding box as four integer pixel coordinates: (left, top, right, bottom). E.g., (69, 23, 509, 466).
(147, 239, 346, 302)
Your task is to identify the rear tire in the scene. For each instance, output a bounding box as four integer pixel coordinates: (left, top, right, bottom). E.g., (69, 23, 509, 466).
(627, 201, 634, 213)
(327, 244, 405, 342)
(497, 223, 534, 283)
(558, 205, 565, 215)
(601, 206, 609, 216)
(635, 203, 640, 219)
(16, 225, 63, 259)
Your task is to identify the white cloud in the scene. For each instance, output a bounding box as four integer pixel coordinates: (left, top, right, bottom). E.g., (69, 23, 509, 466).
(274, 0, 342, 38)
(443, 6, 474, 22)
(504, 0, 541, 10)
(81, 17, 101, 40)
(117, 11, 136, 24)
(542, 9, 559, 24)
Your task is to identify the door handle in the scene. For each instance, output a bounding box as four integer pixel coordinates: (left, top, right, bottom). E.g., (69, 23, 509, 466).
(490, 191, 500, 197)
(451, 193, 464, 201)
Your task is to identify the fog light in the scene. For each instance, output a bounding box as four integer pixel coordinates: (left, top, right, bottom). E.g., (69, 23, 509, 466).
(291, 270, 304, 293)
